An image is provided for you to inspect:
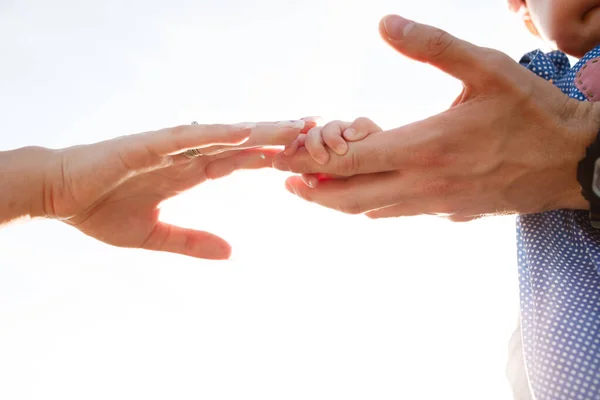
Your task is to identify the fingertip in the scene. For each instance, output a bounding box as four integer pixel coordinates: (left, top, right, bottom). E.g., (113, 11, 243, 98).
(199, 234, 232, 260)
(283, 145, 295, 156)
(285, 175, 306, 194)
(343, 128, 368, 142)
(301, 173, 319, 188)
(342, 128, 357, 141)
(305, 140, 329, 165)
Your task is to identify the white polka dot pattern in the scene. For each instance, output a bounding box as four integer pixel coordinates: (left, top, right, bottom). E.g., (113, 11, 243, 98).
(518, 47, 600, 400)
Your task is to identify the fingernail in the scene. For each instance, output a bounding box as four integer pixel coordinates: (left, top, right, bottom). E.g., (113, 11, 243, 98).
(315, 153, 329, 165)
(344, 128, 358, 140)
(276, 120, 306, 129)
(233, 122, 257, 129)
(302, 175, 318, 188)
(273, 159, 290, 171)
(383, 15, 415, 40)
(334, 142, 348, 155)
(285, 181, 299, 196)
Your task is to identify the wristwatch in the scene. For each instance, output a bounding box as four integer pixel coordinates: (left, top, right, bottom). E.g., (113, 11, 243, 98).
(577, 130, 600, 228)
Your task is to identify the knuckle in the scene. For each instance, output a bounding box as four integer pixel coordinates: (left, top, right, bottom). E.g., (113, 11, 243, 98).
(324, 120, 343, 128)
(352, 117, 371, 126)
(420, 178, 460, 198)
(307, 126, 322, 139)
(322, 121, 342, 135)
(427, 29, 454, 59)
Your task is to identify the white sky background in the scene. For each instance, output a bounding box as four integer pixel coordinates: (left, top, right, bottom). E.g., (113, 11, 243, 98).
(0, 1, 545, 399)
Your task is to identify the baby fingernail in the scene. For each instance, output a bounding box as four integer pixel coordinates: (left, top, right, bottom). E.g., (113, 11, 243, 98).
(315, 153, 329, 165)
(344, 128, 357, 139)
(334, 142, 348, 154)
(276, 120, 306, 129)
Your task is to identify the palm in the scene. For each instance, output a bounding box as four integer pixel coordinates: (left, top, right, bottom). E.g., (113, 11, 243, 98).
(68, 158, 212, 249)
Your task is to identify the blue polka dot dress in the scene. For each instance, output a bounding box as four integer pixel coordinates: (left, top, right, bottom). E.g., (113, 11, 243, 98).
(518, 47, 600, 400)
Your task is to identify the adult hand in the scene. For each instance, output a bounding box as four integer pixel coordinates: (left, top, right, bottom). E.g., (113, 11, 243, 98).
(273, 15, 600, 221)
(35, 120, 313, 259)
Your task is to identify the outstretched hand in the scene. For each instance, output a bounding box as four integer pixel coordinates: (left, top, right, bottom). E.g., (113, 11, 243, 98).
(43, 120, 314, 259)
(274, 15, 600, 221)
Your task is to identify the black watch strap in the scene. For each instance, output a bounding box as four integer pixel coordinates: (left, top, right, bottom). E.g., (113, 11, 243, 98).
(577, 130, 600, 228)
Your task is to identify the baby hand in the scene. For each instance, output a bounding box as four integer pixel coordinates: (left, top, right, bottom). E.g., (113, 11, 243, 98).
(283, 117, 381, 165)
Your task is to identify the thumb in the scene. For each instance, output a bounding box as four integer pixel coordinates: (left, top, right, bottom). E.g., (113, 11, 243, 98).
(142, 222, 232, 259)
(379, 15, 486, 84)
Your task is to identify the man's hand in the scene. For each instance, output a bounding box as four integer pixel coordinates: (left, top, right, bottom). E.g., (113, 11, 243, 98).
(273, 15, 600, 221)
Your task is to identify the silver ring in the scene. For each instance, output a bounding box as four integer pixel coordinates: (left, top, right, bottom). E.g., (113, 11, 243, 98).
(183, 121, 203, 159)
(182, 148, 204, 159)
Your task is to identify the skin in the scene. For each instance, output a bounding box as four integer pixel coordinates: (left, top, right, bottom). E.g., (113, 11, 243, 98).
(0, 119, 315, 259)
(510, 0, 600, 57)
(273, 15, 600, 221)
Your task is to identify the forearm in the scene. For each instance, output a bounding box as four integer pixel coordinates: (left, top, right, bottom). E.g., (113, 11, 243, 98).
(0, 146, 54, 225)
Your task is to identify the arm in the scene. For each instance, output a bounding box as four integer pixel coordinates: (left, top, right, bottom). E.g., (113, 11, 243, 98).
(0, 146, 53, 224)
(0, 119, 314, 259)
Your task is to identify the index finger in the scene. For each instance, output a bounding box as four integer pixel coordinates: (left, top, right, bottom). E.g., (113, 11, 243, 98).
(200, 118, 319, 155)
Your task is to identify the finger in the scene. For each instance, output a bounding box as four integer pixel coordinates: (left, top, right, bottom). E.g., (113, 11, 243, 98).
(200, 120, 310, 155)
(321, 120, 350, 155)
(300, 173, 347, 187)
(142, 222, 232, 260)
(283, 134, 307, 156)
(146, 123, 254, 157)
(379, 14, 489, 84)
(343, 117, 381, 142)
(115, 123, 254, 172)
(255, 116, 320, 133)
(273, 116, 445, 176)
(304, 127, 330, 165)
(365, 203, 430, 219)
(284, 173, 408, 215)
(301, 173, 319, 188)
(285, 170, 466, 215)
(205, 148, 281, 180)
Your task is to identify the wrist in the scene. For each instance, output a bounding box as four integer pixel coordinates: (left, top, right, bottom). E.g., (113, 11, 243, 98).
(0, 146, 56, 223)
(562, 101, 600, 210)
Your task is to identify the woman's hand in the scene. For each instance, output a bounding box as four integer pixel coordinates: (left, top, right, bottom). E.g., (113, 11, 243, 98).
(2, 120, 312, 259)
(273, 15, 600, 221)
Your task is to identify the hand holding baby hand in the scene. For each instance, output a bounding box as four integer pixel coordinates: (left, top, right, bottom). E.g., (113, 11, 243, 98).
(283, 117, 382, 164)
